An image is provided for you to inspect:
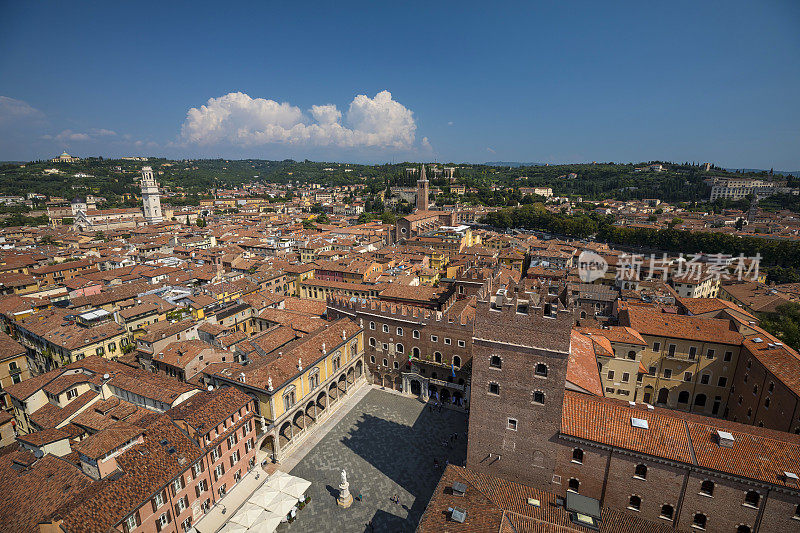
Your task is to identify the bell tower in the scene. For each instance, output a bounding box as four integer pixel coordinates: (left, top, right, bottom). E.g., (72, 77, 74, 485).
(140, 166, 163, 224)
(415, 164, 429, 211)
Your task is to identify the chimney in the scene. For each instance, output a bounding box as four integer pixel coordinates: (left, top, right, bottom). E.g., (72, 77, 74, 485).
(717, 430, 735, 448)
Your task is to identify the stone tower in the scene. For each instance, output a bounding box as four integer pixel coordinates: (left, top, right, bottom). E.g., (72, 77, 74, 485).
(416, 164, 429, 211)
(140, 166, 163, 224)
(467, 283, 574, 489)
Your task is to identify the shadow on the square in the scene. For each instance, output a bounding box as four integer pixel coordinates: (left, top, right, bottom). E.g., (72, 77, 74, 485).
(279, 389, 467, 533)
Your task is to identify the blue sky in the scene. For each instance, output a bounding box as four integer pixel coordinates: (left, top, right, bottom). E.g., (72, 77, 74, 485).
(1, 0, 798, 168)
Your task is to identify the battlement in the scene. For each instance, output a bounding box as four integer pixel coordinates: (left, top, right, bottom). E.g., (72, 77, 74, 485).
(326, 295, 473, 327)
(473, 286, 574, 353)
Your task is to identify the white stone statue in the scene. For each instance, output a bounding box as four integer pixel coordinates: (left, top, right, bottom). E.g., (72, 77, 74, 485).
(337, 468, 352, 508)
(267, 377, 273, 391)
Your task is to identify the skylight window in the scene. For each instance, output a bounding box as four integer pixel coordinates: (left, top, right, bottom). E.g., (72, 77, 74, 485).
(631, 417, 649, 429)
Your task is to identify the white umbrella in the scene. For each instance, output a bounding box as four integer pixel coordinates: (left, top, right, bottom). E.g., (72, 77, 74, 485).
(230, 503, 269, 528)
(247, 487, 282, 509)
(246, 512, 283, 533)
(280, 476, 312, 500)
(219, 522, 248, 533)
(270, 491, 297, 517)
(266, 471, 292, 491)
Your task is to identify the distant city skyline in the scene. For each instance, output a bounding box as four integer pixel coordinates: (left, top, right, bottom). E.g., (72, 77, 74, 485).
(1, 1, 799, 169)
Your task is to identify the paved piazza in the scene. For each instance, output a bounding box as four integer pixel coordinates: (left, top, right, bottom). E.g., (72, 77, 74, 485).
(278, 388, 468, 533)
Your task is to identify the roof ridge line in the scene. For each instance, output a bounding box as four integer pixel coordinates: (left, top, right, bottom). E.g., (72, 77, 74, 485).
(683, 419, 698, 466)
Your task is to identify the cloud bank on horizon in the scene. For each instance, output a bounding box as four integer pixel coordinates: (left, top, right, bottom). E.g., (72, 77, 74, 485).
(0, 90, 429, 160)
(179, 90, 421, 151)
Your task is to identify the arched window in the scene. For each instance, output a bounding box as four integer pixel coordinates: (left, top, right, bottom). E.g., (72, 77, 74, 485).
(369, 321, 375, 330)
(694, 394, 707, 407)
(628, 495, 641, 511)
(453, 356, 461, 368)
(572, 448, 583, 464)
(369, 337, 376, 347)
(700, 480, 714, 496)
(396, 343, 404, 354)
(678, 391, 690, 404)
(657, 388, 669, 404)
(283, 386, 296, 411)
(744, 490, 760, 507)
(627, 350, 636, 360)
(533, 391, 545, 405)
(490, 355, 501, 368)
(580, 311, 586, 319)
(396, 327, 403, 336)
(412, 347, 420, 358)
(413, 330, 420, 339)
(568, 478, 580, 492)
(382, 358, 388, 367)
(434, 352, 442, 363)
(737, 526, 751, 533)
(370, 355, 375, 363)
(535, 363, 548, 377)
(660, 504, 674, 520)
(634, 464, 647, 479)
(692, 513, 707, 530)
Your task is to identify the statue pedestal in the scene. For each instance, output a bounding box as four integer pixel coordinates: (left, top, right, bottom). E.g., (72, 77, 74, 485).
(337, 480, 353, 508)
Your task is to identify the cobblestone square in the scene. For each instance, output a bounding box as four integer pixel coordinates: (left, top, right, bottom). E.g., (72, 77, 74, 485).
(278, 388, 468, 533)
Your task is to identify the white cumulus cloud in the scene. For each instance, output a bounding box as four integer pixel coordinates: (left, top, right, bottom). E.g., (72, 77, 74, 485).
(0, 96, 46, 126)
(180, 90, 418, 150)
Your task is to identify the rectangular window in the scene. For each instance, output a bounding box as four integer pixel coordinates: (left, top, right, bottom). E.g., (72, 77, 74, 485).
(663, 368, 672, 379)
(488, 382, 500, 395)
(607, 370, 615, 380)
(431, 335, 438, 342)
(724, 351, 732, 362)
(701, 374, 710, 385)
(458, 340, 466, 348)
(684, 372, 693, 382)
(653, 342, 661, 352)
(688, 346, 697, 359)
(648, 365, 656, 375)
(706, 349, 715, 359)
(622, 372, 630, 383)
(444, 338, 451, 345)
(718, 377, 727, 388)
(668, 344, 676, 356)
(125, 515, 137, 531)
(66, 388, 78, 400)
(507, 418, 518, 431)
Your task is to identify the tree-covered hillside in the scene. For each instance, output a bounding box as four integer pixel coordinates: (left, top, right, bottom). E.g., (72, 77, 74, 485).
(0, 158, 788, 206)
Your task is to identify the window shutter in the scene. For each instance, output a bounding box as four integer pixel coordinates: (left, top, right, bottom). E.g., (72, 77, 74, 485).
(135, 510, 140, 527)
(155, 517, 162, 533)
(195, 484, 201, 497)
(152, 498, 158, 513)
(166, 511, 172, 524)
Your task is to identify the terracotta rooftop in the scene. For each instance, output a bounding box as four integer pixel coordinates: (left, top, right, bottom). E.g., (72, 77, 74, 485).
(619, 306, 742, 346)
(419, 465, 676, 533)
(562, 391, 800, 487)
